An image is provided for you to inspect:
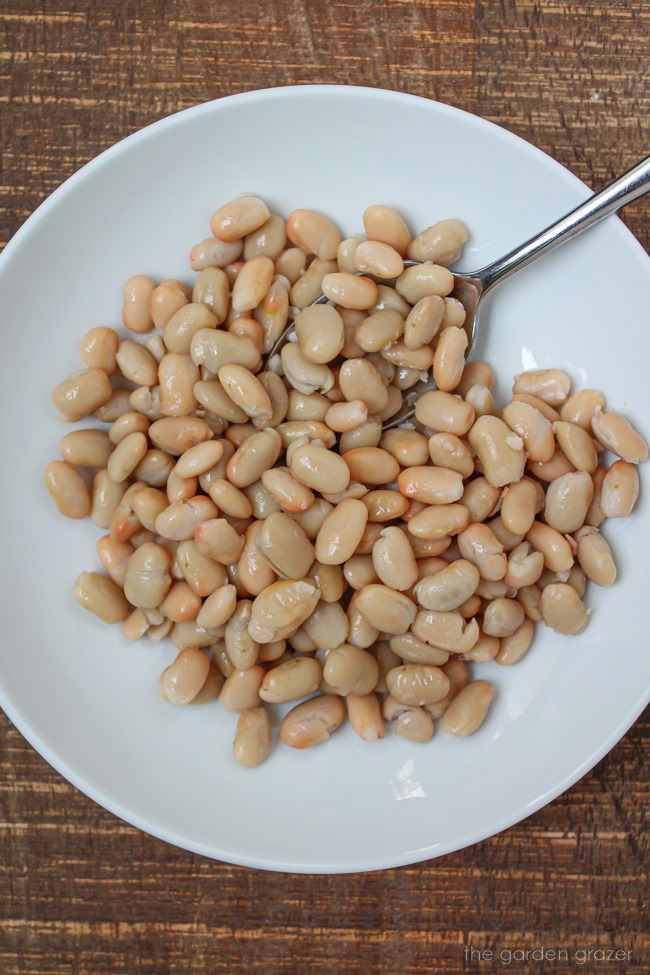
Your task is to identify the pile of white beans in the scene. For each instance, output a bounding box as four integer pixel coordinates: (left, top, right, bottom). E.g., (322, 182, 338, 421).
(45, 197, 648, 767)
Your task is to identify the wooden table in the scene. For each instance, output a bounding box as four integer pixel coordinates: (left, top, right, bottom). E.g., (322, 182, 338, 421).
(1, 2, 648, 972)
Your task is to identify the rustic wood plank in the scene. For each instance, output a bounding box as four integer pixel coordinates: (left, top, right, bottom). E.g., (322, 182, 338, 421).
(0, 0, 648, 972)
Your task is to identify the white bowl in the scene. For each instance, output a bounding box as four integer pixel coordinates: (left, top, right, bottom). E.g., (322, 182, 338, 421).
(0, 85, 648, 873)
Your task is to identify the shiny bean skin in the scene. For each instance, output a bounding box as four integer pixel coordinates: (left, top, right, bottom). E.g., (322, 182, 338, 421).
(544, 471, 594, 533)
(322, 272, 378, 310)
(257, 511, 315, 578)
(342, 447, 400, 486)
(339, 416, 383, 453)
(159, 580, 202, 623)
(411, 609, 479, 653)
(107, 432, 148, 483)
(414, 559, 480, 612)
(600, 460, 640, 517)
(45, 461, 91, 519)
(386, 664, 450, 707)
(407, 219, 468, 265)
(541, 582, 589, 635)
(227, 429, 283, 488)
(403, 295, 444, 350)
(233, 708, 272, 767)
(482, 597, 525, 637)
(109, 412, 150, 446)
(315, 498, 369, 565)
(158, 354, 200, 417)
(560, 389, 605, 429)
(347, 693, 385, 741)
(243, 213, 287, 261)
(395, 708, 435, 743)
(194, 517, 245, 565)
(456, 360, 495, 398)
(501, 478, 539, 535)
(591, 409, 648, 464)
(502, 400, 555, 462)
(407, 503, 470, 540)
(427, 433, 474, 477)
(218, 665, 265, 712)
(68, 425, 118, 467)
(494, 617, 534, 666)
(362, 205, 411, 256)
(259, 657, 322, 704)
(294, 303, 345, 364)
(191, 328, 261, 375)
(354, 308, 404, 353)
(177, 539, 227, 597)
(148, 416, 213, 455)
(576, 526, 617, 587)
(389, 632, 449, 666)
(290, 258, 338, 309)
(52, 368, 112, 422)
(441, 680, 494, 736)
(512, 369, 571, 406)
(122, 275, 155, 333)
(73, 571, 129, 623)
(425, 656, 469, 718)
(231, 255, 275, 314)
(526, 521, 574, 573)
(164, 303, 218, 355)
(371, 526, 418, 591)
(361, 489, 410, 523)
(90, 470, 127, 528)
(504, 542, 544, 589)
(468, 415, 526, 487)
(128, 385, 163, 421)
(460, 478, 500, 524)
(552, 421, 598, 473)
(355, 240, 404, 278)
(190, 237, 243, 271)
(415, 390, 475, 435)
(338, 358, 389, 414)
(354, 585, 416, 635)
(124, 542, 172, 609)
(96, 536, 134, 588)
(280, 695, 345, 749)
(397, 466, 464, 505)
(211, 197, 270, 242)
(218, 364, 273, 422)
(457, 524, 507, 580)
(94, 389, 134, 423)
(79, 326, 119, 374)
(323, 645, 379, 696)
(248, 578, 320, 643)
(287, 209, 341, 260)
(395, 264, 454, 303)
(433, 326, 468, 391)
(290, 442, 350, 495)
(528, 446, 576, 483)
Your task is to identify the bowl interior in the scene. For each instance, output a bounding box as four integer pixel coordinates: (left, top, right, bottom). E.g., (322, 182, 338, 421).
(0, 86, 648, 872)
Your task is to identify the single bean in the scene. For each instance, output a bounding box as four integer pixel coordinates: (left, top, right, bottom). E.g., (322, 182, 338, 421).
(541, 582, 589, 635)
(411, 609, 479, 653)
(177, 539, 227, 596)
(342, 447, 400, 486)
(600, 460, 640, 517)
(290, 259, 338, 309)
(52, 368, 112, 422)
(190, 236, 243, 271)
(407, 503, 470, 540)
(591, 409, 648, 464)
(482, 597, 525, 637)
(502, 400, 555, 462)
(362, 204, 411, 256)
(528, 446, 576, 483)
(414, 559, 480, 612)
(468, 415, 525, 487)
(389, 632, 449, 666)
(321, 272, 378, 310)
(354, 584, 416, 635)
(526, 521, 574, 573)
(190, 327, 261, 374)
(233, 708, 272, 767)
(544, 470, 594, 533)
(45, 461, 91, 519)
(397, 466, 464, 505)
(290, 442, 350, 495)
(371, 526, 418, 591)
(354, 308, 404, 353)
(441, 680, 494, 736)
(211, 196, 270, 242)
(122, 275, 155, 333)
(424, 656, 469, 718)
(575, 526, 617, 586)
(227, 428, 283, 488)
(314, 498, 369, 565)
(219, 665, 266, 712)
(386, 664, 450, 707)
(346, 694, 385, 741)
(323, 644, 379, 696)
(159, 580, 202, 623)
(338, 358, 389, 414)
(407, 218, 468, 265)
(73, 571, 129, 623)
(560, 388, 605, 429)
(552, 421, 598, 473)
(512, 368, 571, 406)
(124, 542, 172, 609)
(415, 390, 475, 435)
(280, 694, 345, 749)
(433, 326, 468, 392)
(504, 541, 544, 589)
(248, 578, 320, 643)
(354, 239, 404, 278)
(395, 264, 454, 303)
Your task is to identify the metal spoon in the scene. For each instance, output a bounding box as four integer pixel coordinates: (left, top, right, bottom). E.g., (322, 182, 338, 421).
(266, 153, 650, 429)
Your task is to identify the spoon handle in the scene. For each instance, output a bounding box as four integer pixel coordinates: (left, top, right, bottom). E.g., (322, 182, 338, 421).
(478, 153, 650, 293)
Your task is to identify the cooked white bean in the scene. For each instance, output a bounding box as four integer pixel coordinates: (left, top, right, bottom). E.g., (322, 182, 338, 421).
(73, 571, 129, 623)
(441, 680, 494, 736)
(541, 582, 589, 635)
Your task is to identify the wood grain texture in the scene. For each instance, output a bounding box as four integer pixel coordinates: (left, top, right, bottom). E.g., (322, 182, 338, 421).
(0, 0, 648, 972)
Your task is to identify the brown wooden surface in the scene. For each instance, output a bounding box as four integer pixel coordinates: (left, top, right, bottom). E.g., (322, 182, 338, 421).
(1, 1, 649, 972)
